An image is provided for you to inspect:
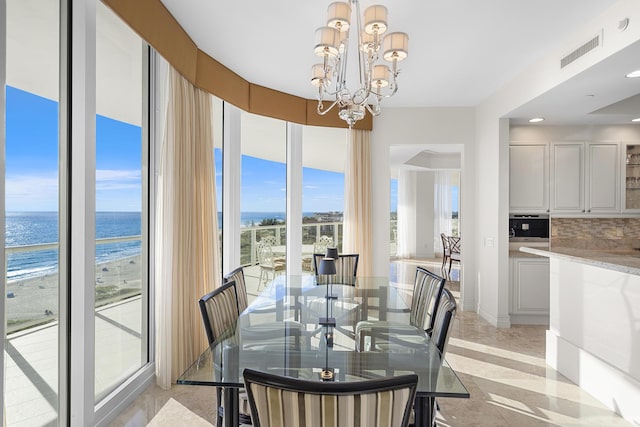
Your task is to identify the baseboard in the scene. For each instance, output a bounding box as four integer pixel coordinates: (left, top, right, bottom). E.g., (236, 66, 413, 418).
(478, 305, 511, 328)
(546, 331, 640, 425)
(510, 313, 549, 325)
(460, 298, 476, 312)
(94, 363, 156, 427)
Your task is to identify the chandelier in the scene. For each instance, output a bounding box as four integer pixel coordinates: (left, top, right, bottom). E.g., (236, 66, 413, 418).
(311, 0, 409, 128)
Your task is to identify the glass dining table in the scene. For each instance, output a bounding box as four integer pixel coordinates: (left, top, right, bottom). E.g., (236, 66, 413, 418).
(178, 276, 469, 426)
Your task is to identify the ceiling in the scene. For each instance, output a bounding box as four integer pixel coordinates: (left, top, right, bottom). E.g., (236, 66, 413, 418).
(159, 0, 636, 125)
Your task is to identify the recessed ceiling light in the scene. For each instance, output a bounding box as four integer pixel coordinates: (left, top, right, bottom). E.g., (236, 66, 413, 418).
(632, 117, 640, 122)
(626, 70, 640, 78)
(529, 117, 544, 123)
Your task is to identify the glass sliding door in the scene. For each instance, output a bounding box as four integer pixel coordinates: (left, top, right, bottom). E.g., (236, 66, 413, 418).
(302, 125, 346, 266)
(94, 1, 147, 401)
(4, 0, 61, 424)
(240, 112, 286, 300)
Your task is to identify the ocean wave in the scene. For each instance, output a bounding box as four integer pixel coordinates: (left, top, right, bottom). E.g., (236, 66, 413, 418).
(7, 243, 142, 282)
(7, 264, 58, 282)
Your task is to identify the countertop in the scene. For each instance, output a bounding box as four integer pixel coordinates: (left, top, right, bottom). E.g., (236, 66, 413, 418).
(518, 246, 640, 276)
(509, 249, 546, 258)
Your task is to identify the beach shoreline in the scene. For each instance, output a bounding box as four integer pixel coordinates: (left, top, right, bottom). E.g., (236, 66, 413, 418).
(6, 254, 142, 327)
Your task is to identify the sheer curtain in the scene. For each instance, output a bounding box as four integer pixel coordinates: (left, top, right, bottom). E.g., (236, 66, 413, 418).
(343, 129, 372, 276)
(434, 170, 452, 255)
(396, 168, 416, 258)
(155, 67, 221, 388)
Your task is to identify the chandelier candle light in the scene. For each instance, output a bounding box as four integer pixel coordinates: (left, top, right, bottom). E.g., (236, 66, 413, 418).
(311, 0, 409, 128)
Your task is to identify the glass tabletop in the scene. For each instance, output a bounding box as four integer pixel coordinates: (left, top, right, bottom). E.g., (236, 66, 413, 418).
(178, 276, 469, 399)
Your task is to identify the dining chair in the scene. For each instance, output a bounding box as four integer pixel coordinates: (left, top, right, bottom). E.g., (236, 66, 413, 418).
(447, 236, 461, 275)
(440, 233, 451, 271)
(243, 368, 418, 427)
(224, 265, 307, 344)
(308, 253, 361, 333)
(312, 253, 359, 285)
(355, 267, 445, 351)
(425, 287, 457, 427)
(430, 287, 457, 357)
(223, 266, 249, 313)
(199, 280, 252, 426)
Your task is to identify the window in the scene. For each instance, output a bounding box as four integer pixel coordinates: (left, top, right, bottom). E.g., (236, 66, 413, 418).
(94, 1, 147, 400)
(4, 0, 61, 424)
(302, 125, 347, 262)
(240, 112, 286, 297)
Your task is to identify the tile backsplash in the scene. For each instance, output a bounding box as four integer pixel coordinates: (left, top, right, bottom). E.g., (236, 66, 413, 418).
(551, 217, 640, 250)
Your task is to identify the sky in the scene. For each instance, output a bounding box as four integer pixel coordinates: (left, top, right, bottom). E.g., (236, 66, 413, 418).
(7, 85, 458, 214)
(6, 86, 142, 212)
(215, 149, 345, 213)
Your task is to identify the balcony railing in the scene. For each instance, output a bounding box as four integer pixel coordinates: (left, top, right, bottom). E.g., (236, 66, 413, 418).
(240, 221, 344, 266)
(5, 219, 403, 333)
(5, 235, 142, 334)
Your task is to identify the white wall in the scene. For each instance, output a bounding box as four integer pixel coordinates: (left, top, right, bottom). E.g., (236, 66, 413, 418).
(371, 107, 477, 311)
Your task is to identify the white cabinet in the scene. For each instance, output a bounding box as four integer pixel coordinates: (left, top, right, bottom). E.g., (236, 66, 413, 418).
(549, 141, 619, 214)
(509, 143, 548, 213)
(550, 142, 583, 212)
(510, 257, 549, 325)
(587, 143, 620, 213)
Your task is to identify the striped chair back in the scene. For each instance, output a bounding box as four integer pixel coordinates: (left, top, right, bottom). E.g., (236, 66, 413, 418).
(430, 287, 457, 357)
(243, 369, 417, 427)
(410, 267, 446, 333)
(224, 266, 248, 313)
(198, 280, 240, 344)
(313, 253, 359, 286)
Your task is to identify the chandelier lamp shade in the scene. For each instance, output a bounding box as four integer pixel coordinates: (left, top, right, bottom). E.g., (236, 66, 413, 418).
(311, 0, 409, 128)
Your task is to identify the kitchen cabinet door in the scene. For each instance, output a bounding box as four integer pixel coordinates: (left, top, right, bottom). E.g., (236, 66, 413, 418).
(550, 142, 584, 212)
(586, 142, 619, 213)
(510, 257, 549, 325)
(510, 144, 548, 213)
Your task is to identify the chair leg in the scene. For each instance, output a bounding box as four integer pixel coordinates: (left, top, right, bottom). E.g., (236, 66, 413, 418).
(216, 387, 223, 427)
(448, 258, 453, 274)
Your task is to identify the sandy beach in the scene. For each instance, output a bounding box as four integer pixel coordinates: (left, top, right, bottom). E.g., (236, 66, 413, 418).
(6, 254, 142, 329)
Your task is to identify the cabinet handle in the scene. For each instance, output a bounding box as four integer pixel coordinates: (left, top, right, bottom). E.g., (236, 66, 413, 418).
(582, 210, 585, 213)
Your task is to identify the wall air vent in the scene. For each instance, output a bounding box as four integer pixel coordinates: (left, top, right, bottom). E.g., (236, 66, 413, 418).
(560, 32, 602, 69)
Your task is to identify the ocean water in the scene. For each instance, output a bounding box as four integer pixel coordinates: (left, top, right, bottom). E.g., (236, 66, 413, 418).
(6, 211, 142, 282)
(6, 211, 327, 282)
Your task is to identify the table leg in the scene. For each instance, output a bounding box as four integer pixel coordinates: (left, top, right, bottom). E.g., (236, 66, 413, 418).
(413, 395, 435, 427)
(223, 388, 239, 427)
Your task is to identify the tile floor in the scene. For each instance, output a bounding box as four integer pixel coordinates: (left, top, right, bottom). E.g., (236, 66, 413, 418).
(109, 260, 633, 426)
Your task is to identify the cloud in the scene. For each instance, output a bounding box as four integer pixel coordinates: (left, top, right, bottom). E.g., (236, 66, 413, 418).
(96, 169, 141, 191)
(96, 169, 141, 181)
(6, 173, 59, 211)
(304, 185, 321, 189)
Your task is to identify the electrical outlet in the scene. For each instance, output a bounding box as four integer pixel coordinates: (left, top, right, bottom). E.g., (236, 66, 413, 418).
(485, 237, 494, 247)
